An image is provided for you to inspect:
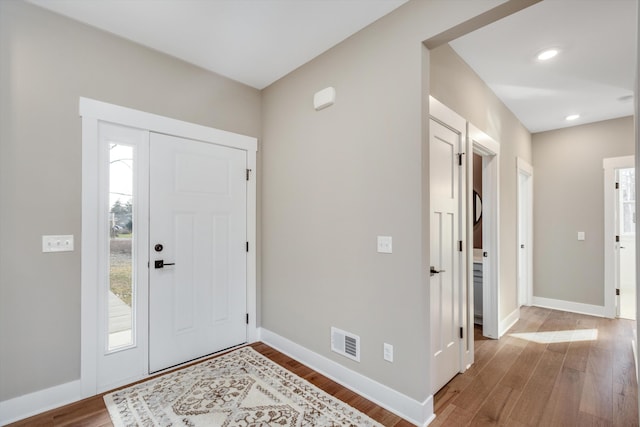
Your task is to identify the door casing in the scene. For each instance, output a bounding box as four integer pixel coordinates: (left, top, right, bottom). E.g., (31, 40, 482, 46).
(467, 124, 500, 341)
(79, 97, 257, 397)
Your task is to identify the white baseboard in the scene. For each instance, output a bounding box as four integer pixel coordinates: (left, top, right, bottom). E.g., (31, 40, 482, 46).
(0, 380, 81, 425)
(531, 296, 605, 317)
(499, 307, 520, 337)
(258, 328, 435, 426)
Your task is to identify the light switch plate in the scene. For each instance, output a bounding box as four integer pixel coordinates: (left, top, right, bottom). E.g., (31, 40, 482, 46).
(42, 235, 74, 252)
(383, 343, 394, 362)
(577, 231, 585, 241)
(377, 236, 392, 253)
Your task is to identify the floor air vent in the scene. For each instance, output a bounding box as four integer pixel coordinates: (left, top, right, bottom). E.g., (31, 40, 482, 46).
(331, 327, 360, 362)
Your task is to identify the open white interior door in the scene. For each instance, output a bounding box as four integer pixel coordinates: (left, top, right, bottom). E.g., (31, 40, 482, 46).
(429, 99, 465, 394)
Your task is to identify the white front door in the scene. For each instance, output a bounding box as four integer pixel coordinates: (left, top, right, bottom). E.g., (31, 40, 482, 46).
(430, 118, 462, 394)
(149, 132, 247, 372)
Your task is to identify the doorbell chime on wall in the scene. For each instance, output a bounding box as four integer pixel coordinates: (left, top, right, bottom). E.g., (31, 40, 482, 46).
(314, 87, 336, 111)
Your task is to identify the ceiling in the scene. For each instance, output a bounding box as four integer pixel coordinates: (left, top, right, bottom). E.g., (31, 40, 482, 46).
(28, 0, 408, 90)
(450, 0, 637, 133)
(28, 0, 637, 133)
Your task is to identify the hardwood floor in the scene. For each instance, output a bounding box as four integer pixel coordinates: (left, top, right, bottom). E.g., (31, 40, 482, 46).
(7, 307, 639, 426)
(6, 342, 412, 427)
(434, 306, 639, 426)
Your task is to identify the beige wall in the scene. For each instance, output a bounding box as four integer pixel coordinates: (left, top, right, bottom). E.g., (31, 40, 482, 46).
(0, 0, 261, 401)
(429, 44, 532, 319)
(532, 117, 635, 306)
(261, 1, 504, 402)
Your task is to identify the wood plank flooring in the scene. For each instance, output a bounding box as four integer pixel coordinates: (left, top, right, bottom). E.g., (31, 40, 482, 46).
(7, 306, 639, 426)
(433, 306, 639, 426)
(6, 342, 412, 427)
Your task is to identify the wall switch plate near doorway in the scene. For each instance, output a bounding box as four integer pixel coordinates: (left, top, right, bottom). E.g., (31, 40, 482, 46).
(383, 343, 394, 362)
(377, 236, 392, 253)
(42, 235, 74, 252)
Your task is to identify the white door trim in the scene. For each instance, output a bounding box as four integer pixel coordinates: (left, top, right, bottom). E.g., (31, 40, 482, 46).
(604, 155, 634, 319)
(79, 97, 258, 397)
(516, 157, 533, 307)
(468, 124, 500, 340)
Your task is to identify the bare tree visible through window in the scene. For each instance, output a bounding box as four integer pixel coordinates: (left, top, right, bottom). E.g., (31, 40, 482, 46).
(109, 144, 134, 350)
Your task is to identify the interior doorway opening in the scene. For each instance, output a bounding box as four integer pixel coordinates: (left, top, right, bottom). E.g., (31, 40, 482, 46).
(472, 153, 484, 327)
(467, 124, 500, 343)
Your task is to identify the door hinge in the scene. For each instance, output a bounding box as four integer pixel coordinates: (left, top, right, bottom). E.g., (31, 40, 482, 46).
(616, 182, 620, 189)
(458, 241, 463, 252)
(459, 327, 464, 339)
(246, 313, 249, 324)
(246, 169, 252, 181)
(458, 153, 465, 166)
(246, 241, 249, 252)
(616, 235, 620, 242)
(616, 289, 620, 296)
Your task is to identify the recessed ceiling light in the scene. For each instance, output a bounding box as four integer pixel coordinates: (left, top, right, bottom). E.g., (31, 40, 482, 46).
(537, 49, 559, 61)
(566, 114, 580, 121)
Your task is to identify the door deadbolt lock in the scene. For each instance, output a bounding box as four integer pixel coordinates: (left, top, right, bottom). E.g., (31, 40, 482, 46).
(154, 260, 175, 269)
(154, 244, 164, 252)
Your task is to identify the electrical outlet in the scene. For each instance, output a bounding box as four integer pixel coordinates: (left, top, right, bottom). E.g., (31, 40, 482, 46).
(377, 236, 392, 253)
(383, 343, 393, 362)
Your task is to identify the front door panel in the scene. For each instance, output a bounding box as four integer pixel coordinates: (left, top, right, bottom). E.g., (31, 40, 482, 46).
(149, 132, 247, 372)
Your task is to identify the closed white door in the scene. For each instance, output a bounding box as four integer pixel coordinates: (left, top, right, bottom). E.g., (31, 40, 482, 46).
(149, 132, 247, 372)
(517, 168, 532, 307)
(430, 118, 462, 394)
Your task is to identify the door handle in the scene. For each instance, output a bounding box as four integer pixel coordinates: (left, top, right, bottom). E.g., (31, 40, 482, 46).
(154, 260, 176, 269)
(430, 266, 445, 276)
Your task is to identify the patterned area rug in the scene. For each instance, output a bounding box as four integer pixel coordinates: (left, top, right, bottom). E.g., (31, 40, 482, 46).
(104, 346, 384, 426)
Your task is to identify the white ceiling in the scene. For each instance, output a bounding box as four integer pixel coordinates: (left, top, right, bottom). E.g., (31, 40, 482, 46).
(450, 0, 637, 133)
(28, 0, 408, 90)
(28, 0, 637, 133)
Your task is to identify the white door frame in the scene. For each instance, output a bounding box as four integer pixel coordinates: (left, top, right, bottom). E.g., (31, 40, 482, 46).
(79, 97, 258, 397)
(604, 155, 634, 318)
(516, 158, 533, 307)
(467, 124, 500, 341)
(429, 97, 501, 374)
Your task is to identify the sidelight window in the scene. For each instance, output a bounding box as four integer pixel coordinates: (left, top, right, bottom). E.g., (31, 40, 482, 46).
(108, 144, 135, 351)
(619, 168, 635, 235)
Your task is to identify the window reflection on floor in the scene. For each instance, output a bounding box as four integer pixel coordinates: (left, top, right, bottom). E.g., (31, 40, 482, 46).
(509, 329, 598, 344)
